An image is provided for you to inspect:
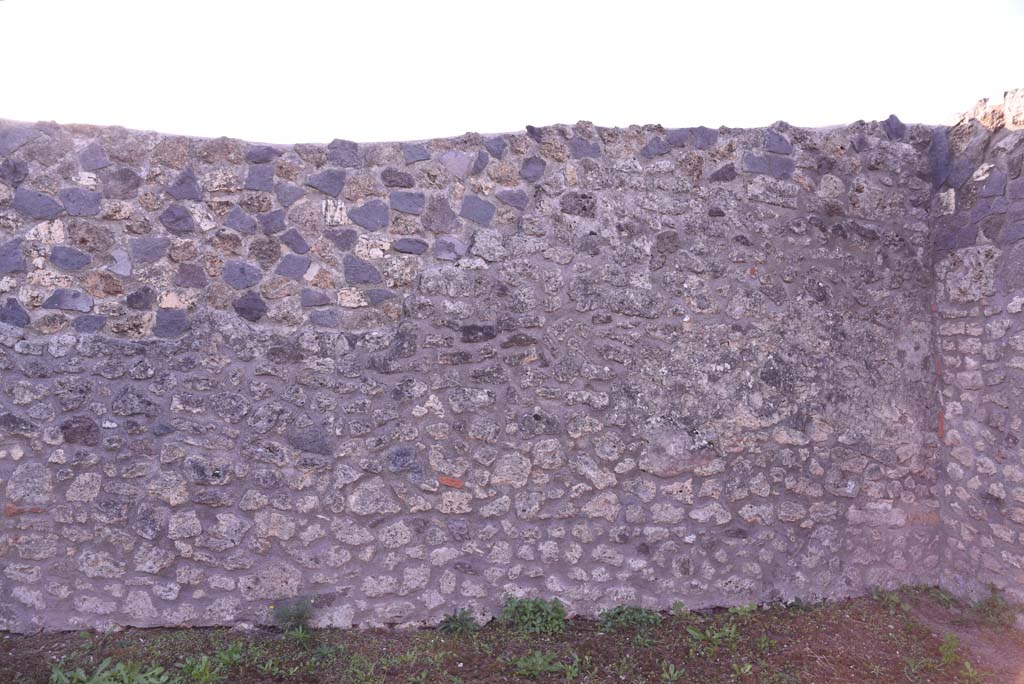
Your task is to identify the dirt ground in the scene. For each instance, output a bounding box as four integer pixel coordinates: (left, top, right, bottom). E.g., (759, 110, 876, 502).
(1, 586, 1020, 684)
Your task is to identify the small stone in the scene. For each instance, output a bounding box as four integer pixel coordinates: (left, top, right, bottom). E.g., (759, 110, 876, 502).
(381, 167, 415, 188)
(153, 309, 190, 338)
(258, 208, 286, 234)
(126, 286, 157, 311)
(61, 416, 100, 446)
(441, 150, 473, 178)
(366, 288, 395, 305)
(233, 291, 268, 321)
(42, 288, 93, 312)
(327, 138, 361, 167)
(275, 253, 311, 280)
(763, 129, 793, 154)
(343, 254, 382, 284)
(73, 315, 106, 333)
(79, 143, 111, 171)
(393, 238, 428, 255)
(58, 187, 102, 216)
(101, 167, 142, 199)
(0, 158, 28, 187)
(280, 229, 310, 254)
(131, 236, 170, 264)
(460, 195, 496, 226)
(669, 126, 718, 149)
(244, 164, 275, 192)
(166, 167, 203, 200)
(326, 229, 358, 251)
(471, 150, 489, 175)
(882, 114, 906, 140)
(390, 191, 425, 215)
(402, 143, 430, 164)
(484, 136, 507, 158)
(496, 189, 529, 210)
(709, 163, 737, 182)
(5, 462, 50, 505)
(349, 200, 390, 230)
(275, 183, 305, 207)
(13, 187, 63, 219)
(568, 136, 601, 159)
(107, 247, 132, 276)
(0, 239, 27, 274)
(223, 261, 264, 290)
(309, 309, 339, 326)
(434, 236, 467, 261)
(159, 203, 196, 234)
(174, 263, 208, 288)
(560, 191, 596, 217)
(0, 297, 29, 327)
(741, 153, 794, 179)
(223, 205, 257, 234)
(50, 246, 92, 271)
(640, 136, 671, 158)
(301, 289, 332, 307)
(461, 324, 497, 343)
(306, 168, 346, 197)
(0, 125, 39, 155)
(520, 156, 546, 182)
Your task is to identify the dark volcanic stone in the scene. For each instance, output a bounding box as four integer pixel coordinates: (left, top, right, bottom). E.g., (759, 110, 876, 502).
(50, 245, 92, 271)
(882, 114, 906, 140)
(258, 208, 286, 234)
(275, 183, 305, 207)
(393, 238, 428, 255)
(343, 255, 383, 284)
(640, 136, 671, 158)
(434, 236, 467, 261)
(153, 308, 190, 338)
(275, 253, 311, 280)
(366, 288, 396, 305)
(79, 143, 111, 171)
(461, 323, 497, 343)
(0, 412, 37, 437)
(496, 189, 529, 210)
(42, 288, 93, 312)
(667, 126, 718, 149)
(741, 153, 795, 179)
(301, 289, 332, 307)
(471, 150, 489, 175)
(174, 263, 208, 288)
(246, 145, 281, 163)
(59, 187, 102, 216)
(61, 416, 100, 446)
(166, 167, 202, 200)
(309, 309, 339, 327)
(327, 139, 361, 167)
(460, 195, 496, 226)
(390, 191, 425, 215)
(0, 158, 29, 187)
(381, 167, 415, 188)
(245, 164, 275, 191)
(13, 187, 63, 219)
(0, 126, 39, 155)
(286, 425, 335, 455)
(101, 167, 142, 199)
(402, 143, 430, 164)
(520, 156, 546, 183)
(233, 291, 268, 321)
(764, 129, 793, 155)
(280, 229, 310, 254)
(126, 286, 157, 311)
(131, 236, 170, 264)
(0, 297, 29, 327)
(421, 196, 458, 232)
(709, 163, 737, 182)
(0, 239, 27, 274)
(223, 205, 257, 234)
(568, 136, 601, 159)
(349, 200, 390, 230)
(223, 261, 264, 290)
(560, 191, 597, 217)
(306, 168, 346, 197)
(326, 229, 358, 251)
(484, 136, 507, 158)
(72, 314, 106, 333)
(159, 203, 196, 233)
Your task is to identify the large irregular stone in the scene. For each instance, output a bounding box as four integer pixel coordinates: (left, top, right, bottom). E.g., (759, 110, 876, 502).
(42, 288, 93, 312)
(13, 187, 63, 219)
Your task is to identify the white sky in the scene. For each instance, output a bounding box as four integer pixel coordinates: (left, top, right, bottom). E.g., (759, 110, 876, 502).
(2, 0, 1022, 144)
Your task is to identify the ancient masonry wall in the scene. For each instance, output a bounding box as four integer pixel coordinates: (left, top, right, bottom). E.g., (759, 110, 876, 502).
(0, 92, 1017, 633)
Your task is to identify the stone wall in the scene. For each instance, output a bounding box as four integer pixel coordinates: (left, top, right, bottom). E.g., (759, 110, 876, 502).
(5, 94, 1017, 632)
(933, 94, 1024, 603)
